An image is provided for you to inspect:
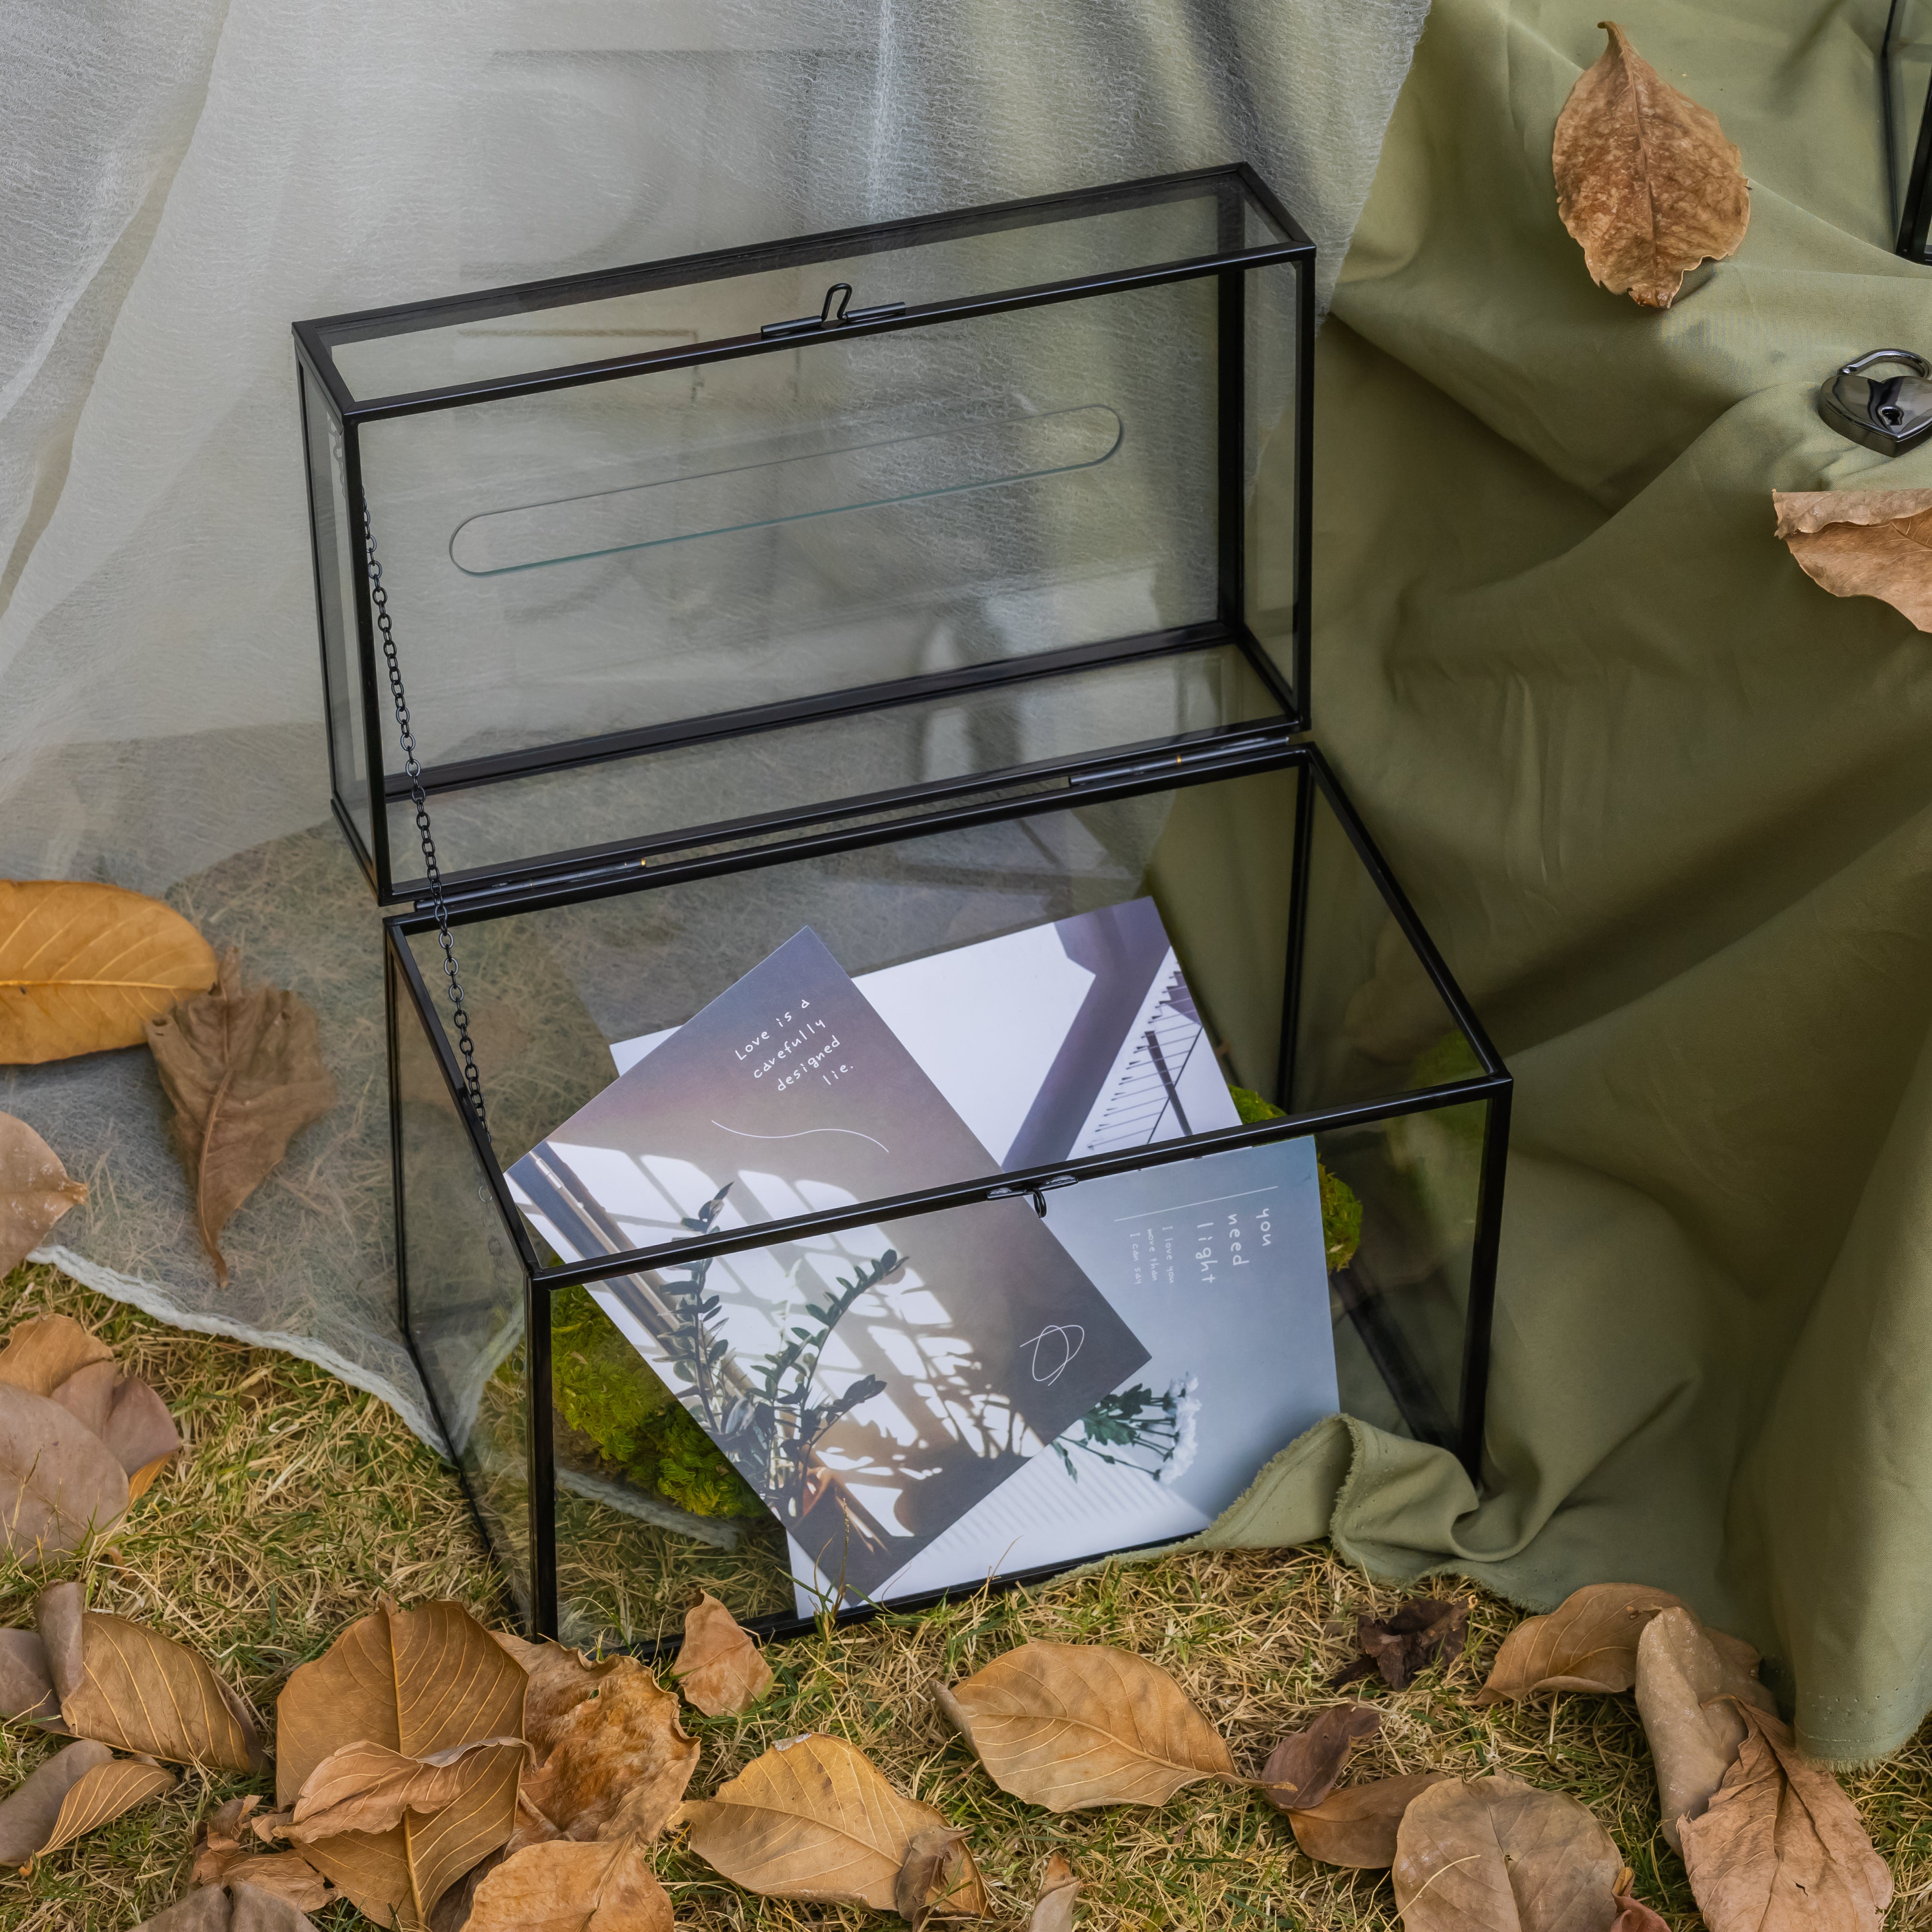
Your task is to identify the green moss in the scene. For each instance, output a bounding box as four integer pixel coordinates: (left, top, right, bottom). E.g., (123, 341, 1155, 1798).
(1408, 1029, 1485, 1090)
(1226, 1089, 1361, 1272)
(1319, 1164, 1363, 1272)
(550, 1284, 763, 1520)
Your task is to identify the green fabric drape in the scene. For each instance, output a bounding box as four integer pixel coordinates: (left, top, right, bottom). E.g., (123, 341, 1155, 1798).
(1207, 0, 1932, 1764)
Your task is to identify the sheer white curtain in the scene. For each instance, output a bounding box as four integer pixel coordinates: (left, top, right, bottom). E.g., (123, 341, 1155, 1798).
(0, 0, 1426, 1435)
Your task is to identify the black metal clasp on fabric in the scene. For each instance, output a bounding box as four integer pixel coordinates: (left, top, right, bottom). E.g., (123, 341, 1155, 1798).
(1818, 349, 1932, 457)
(760, 282, 908, 339)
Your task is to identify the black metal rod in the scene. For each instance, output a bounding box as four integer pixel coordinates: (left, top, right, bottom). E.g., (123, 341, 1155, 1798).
(394, 733, 1305, 933)
(396, 714, 1293, 911)
(298, 163, 1311, 367)
(316, 247, 1311, 426)
(341, 423, 397, 899)
(1292, 254, 1316, 719)
(527, 1077, 1510, 1290)
(527, 1263, 559, 1638)
(1457, 1080, 1513, 1482)
(381, 620, 1242, 804)
(1276, 757, 1317, 1106)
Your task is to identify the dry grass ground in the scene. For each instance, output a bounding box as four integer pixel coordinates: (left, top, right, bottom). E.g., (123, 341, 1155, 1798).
(0, 1258, 1928, 1931)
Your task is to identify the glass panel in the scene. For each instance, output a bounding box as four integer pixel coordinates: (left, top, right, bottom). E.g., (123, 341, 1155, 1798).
(1289, 776, 1490, 1454)
(329, 181, 1270, 401)
(1245, 261, 1301, 705)
(1890, 0, 1932, 251)
(546, 1131, 1341, 1638)
(406, 764, 1299, 1246)
(384, 645, 1284, 891)
(549, 1279, 794, 1648)
(393, 952, 534, 1623)
(357, 280, 1222, 778)
(302, 368, 372, 858)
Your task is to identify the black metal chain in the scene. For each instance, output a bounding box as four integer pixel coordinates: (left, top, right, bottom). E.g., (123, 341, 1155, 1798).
(361, 507, 490, 1140)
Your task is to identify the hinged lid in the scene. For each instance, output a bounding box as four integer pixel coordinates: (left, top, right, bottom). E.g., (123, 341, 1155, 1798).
(294, 166, 1314, 907)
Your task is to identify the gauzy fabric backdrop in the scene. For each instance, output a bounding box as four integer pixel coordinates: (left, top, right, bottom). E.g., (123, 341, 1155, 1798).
(0, 13, 1423, 1425)
(1201, 0, 1932, 1763)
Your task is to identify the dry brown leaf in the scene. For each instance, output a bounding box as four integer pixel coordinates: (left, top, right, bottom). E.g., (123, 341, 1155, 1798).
(1286, 1772, 1452, 1869)
(0, 1312, 111, 1396)
(672, 1591, 775, 1716)
(33, 1755, 176, 1862)
(681, 1731, 955, 1908)
(1551, 22, 1749, 309)
(1478, 1583, 1687, 1703)
(1262, 1705, 1381, 1814)
(1029, 1851, 1081, 1932)
(37, 1585, 264, 1772)
(466, 1834, 674, 1932)
(0, 1629, 63, 1726)
(0, 1121, 88, 1275)
(0, 1386, 129, 1563)
(134, 1881, 322, 1930)
(192, 1801, 338, 1913)
(1611, 1867, 1671, 1932)
(0, 880, 218, 1065)
(1333, 1598, 1469, 1690)
(1680, 1702, 1891, 1932)
(0, 1313, 181, 1502)
(894, 1824, 990, 1926)
(938, 1641, 1234, 1812)
(0, 1739, 114, 1865)
(146, 949, 336, 1285)
(276, 1597, 526, 1932)
(1393, 1775, 1622, 1932)
(1772, 490, 1932, 632)
(493, 1631, 606, 1747)
(514, 1654, 696, 1847)
(1633, 1608, 1747, 1855)
(288, 1736, 524, 1844)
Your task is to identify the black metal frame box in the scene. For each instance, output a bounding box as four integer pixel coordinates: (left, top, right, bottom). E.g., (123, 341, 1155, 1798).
(294, 166, 1510, 1648)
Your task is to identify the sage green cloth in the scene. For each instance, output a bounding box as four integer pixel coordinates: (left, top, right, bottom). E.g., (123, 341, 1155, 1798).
(1206, 0, 1932, 1764)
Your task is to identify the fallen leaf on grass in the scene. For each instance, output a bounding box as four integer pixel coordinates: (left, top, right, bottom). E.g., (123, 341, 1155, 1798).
(466, 1834, 673, 1931)
(288, 1736, 526, 1844)
(0, 1385, 128, 1565)
(0, 1312, 183, 1500)
(192, 1795, 339, 1911)
(277, 1598, 526, 1932)
(1611, 1866, 1671, 1932)
(146, 949, 337, 1286)
(1552, 22, 1749, 309)
(1333, 1598, 1469, 1690)
(938, 1641, 1233, 1811)
(672, 1591, 774, 1716)
(1029, 1851, 1080, 1932)
(1393, 1775, 1622, 1932)
(0, 880, 218, 1064)
(1681, 1702, 1891, 1932)
(1773, 491, 1932, 632)
(895, 1823, 989, 1926)
(1285, 1772, 1451, 1869)
(0, 1630, 63, 1724)
(37, 1582, 265, 1772)
(513, 1654, 696, 1847)
(0, 1118, 87, 1274)
(682, 1732, 967, 1909)
(1480, 1583, 1687, 1702)
(134, 1881, 321, 1930)
(32, 1754, 176, 1862)
(1633, 1607, 1747, 1855)
(1261, 1705, 1381, 1812)
(0, 1739, 114, 1863)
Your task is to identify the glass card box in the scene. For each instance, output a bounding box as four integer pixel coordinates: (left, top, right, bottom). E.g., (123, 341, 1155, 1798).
(1886, 0, 1932, 259)
(293, 168, 1511, 1649)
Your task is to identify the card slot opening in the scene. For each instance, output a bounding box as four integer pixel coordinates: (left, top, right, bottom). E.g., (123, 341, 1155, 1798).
(448, 403, 1124, 576)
